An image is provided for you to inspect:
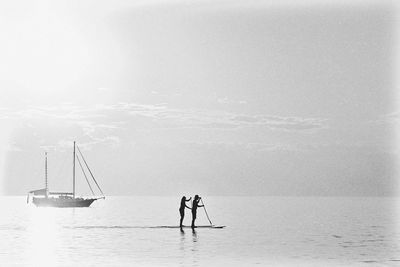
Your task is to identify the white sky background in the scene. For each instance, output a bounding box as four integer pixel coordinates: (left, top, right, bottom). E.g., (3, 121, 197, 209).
(0, 0, 398, 196)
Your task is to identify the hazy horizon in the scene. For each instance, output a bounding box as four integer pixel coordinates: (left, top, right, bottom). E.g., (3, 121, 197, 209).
(1, 0, 399, 196)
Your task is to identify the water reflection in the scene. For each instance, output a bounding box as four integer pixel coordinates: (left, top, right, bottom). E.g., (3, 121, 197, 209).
(191, 229, 198, 267)
(192, 228, 197, 242)
(179, 228, 185, 251)
(178, 228, 189, 267)
(27, 207, 60, 266)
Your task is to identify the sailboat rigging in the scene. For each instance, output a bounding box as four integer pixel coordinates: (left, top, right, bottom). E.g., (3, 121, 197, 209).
(27, 141, 105, 207)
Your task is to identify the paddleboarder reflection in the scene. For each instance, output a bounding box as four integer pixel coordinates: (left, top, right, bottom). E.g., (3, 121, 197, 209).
(179, 196, 192, 229)
(192, 228, 197, 238)
(191, 195, 204, 229)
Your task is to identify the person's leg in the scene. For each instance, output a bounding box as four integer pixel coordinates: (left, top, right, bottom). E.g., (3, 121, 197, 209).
(191, 213, 196, 228)
(180, 210, 184, 227)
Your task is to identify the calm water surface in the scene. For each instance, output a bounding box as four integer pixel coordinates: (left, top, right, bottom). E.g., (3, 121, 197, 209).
(0, 196, 399, 266)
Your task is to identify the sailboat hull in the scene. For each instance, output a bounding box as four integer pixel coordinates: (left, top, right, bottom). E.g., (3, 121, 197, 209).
(32, 197, 97, 208)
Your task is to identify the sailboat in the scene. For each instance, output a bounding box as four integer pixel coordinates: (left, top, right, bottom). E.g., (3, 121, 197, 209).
(27, 141, 105, 207)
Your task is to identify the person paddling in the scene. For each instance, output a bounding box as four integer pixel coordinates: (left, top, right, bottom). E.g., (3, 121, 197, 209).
(179, 196, 192, 228)
(191, 195, 204, 229)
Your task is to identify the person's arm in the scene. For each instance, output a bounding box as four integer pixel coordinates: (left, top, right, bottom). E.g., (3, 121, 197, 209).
(185, 197, 192, 202)
(198, 204, 204, 207)
(185, 204, 192, 209)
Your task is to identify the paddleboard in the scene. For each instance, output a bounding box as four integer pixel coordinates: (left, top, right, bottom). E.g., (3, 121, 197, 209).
(65, 225, 225, 229)
(153, 225, 226, 229)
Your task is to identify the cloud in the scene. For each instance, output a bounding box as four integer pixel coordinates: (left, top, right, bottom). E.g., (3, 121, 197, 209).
(217, 97, 247, 105)
(183, 141, 301, 152)
(231, 114, 327, 131)
(1, 101, 328, 151)
(58, 135, 121, 151)
(3, 101, 328, 132)
(1, 104, 121, 149)
(102, 102, 327, 131)
(380, 111, 400, 123)
(181, 140, 393, 155)
(367, 111, 400, 126)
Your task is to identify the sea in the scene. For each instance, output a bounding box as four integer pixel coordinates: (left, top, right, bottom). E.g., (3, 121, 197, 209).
(0, 196, 399, 267)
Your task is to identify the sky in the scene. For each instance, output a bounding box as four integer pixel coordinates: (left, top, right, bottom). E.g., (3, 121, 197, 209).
(0, 0, 399, 196)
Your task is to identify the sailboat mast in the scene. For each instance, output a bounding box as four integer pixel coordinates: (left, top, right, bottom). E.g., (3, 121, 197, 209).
(73, 141, 76, 198)
(45, 152, 48, 198)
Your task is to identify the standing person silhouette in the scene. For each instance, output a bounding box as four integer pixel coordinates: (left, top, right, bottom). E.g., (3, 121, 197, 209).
(191, 195, 204, 229)
(179, 196, 192, 228)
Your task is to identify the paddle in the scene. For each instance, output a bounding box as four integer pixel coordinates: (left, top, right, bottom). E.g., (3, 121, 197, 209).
(200, 198, 213, 226)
